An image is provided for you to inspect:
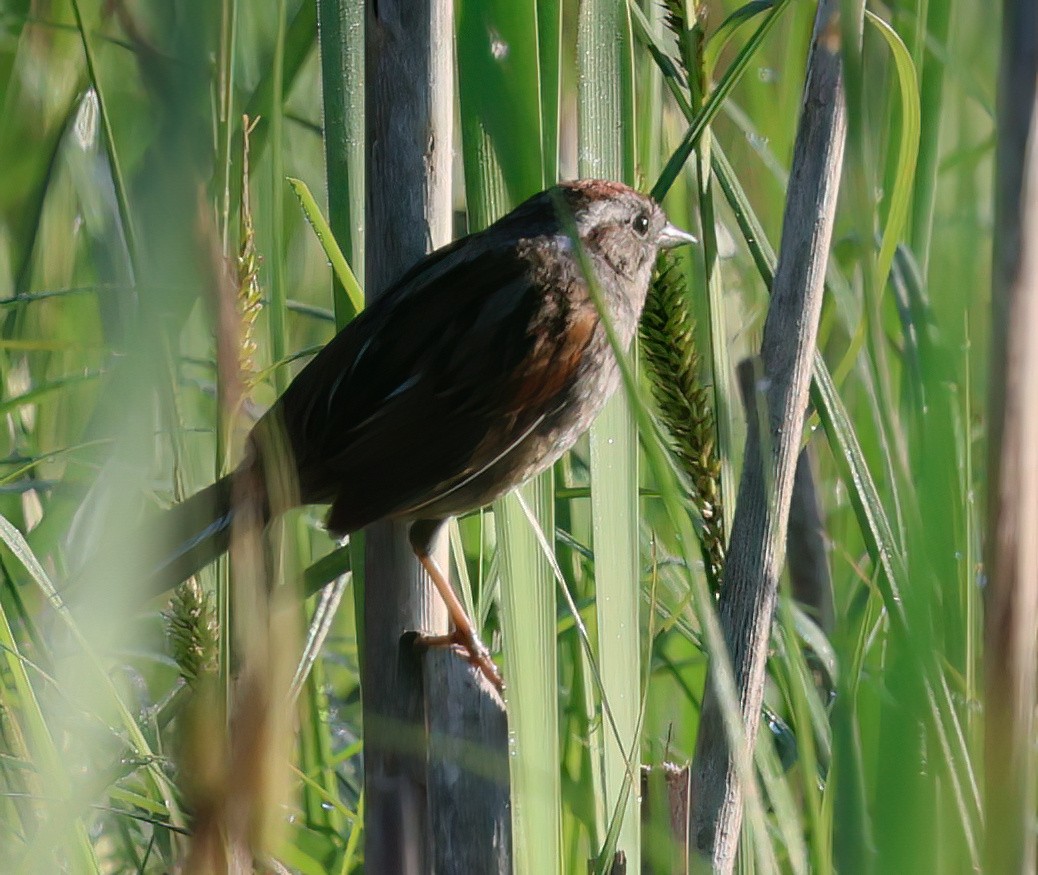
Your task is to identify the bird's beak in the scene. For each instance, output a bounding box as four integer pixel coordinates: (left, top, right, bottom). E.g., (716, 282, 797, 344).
(658, 222, 698, 249)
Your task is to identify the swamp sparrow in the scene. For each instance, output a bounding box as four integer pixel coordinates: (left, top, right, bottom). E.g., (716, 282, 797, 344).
(155, 179, 695, 691)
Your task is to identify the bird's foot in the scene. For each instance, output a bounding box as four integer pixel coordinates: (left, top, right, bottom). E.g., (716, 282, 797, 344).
(415, 627, 505, 694)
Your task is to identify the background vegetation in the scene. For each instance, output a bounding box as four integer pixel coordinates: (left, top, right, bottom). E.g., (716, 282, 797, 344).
(0, 0, 999, 871)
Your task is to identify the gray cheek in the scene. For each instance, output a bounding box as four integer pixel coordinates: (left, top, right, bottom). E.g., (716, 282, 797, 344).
(632, 261, 655, 303)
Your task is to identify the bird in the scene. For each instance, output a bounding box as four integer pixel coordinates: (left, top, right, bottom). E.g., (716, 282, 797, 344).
(150, 179, 695, 691)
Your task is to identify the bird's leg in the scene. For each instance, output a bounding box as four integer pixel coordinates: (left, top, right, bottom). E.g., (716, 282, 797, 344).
(409, 521, 504, 693)
(414, 551, 504, 693)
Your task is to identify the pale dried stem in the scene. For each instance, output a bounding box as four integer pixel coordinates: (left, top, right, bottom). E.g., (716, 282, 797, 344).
(362, 1, 509, 871)
(686, 1, 847, 870)
(984, 3, 1038, 872)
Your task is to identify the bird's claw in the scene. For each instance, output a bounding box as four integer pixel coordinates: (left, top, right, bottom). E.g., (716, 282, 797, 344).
(415, 628, 505, 694)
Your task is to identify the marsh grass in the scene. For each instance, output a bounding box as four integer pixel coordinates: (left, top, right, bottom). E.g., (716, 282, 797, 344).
(0, 0, 1000, 871)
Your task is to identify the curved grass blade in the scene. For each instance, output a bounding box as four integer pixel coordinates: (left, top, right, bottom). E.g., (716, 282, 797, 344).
(650, 0, 794, 202)
(0, 570, 99, 870)
(703, 0, 776, 75)
(865, 10, 921, 300)
(69, 0, 139, 273)
(287, 177, 363, 319)
(0, 515, 179, 816)
(628, 2, 691, 98)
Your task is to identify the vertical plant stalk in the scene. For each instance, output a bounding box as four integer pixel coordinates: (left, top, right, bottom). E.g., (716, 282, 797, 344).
(908, 0, 952, 276)
(422, 650, 512, 874)
(313, 0, 366, 843)
(317, 0, 366, 314)
(984, 2, 1038, 871)
(737, 359, 834, 633)
(686, 3, 736, 541)
(188, 197, 298, 873)
(577, 0, 641, 863)
(363, 2, 508, 872)
(456, 6, 553, 865)
(495, 485, 555, 872)
(268, 0, 289, 395)
(314, 10, 370, 846)
(217, 0, 238, 254)
(686, 2, 846, 871)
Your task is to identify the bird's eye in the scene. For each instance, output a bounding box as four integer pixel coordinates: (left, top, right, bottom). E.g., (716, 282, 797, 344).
(632, 212, 650, 237)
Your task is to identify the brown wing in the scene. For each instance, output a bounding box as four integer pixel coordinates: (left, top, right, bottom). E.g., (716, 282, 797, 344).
(382, 275, 601, 520)
(256, 184, 615, 535)
(265, 237, 557, 534)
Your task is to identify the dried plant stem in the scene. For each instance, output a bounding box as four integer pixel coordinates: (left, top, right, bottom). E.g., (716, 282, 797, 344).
(984, 2, 1038, 871)
(362, 3, 507, 872)
(686, 2, 847, 870)
(362, 1, 452, 868)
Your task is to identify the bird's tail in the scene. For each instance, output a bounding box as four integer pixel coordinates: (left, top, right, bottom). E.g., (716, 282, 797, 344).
(70, 459, 283, 604)
(146, 474, 237, 595)
(68, 475, 238, 605)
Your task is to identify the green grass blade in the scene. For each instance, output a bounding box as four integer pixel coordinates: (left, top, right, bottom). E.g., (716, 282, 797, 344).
(287, 177, 363, 318)
(458, 4, 561, 870)
(685, 18, 737, 544)
(315, 0, 364, 319)
(908, 0, 952, 273)
(554, 194, 780, 874)
(0, 371, 101, 417)
(457, 0, 546, 203)
(497, 485, 562, 873)
(865, 10, 920, 298)
(69, 0, 139, 273)
(216, 0, 239, 252)
(703, 0, 776, 75)
(577, 0, 641, 862)
(0, 576, 99, 870)
(628, 2, 691, 105)
(268, 0, 289, 395)
(312, 5, 366, 779)
(651, 0, 794, 202)
(536, 0, 561, 182)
